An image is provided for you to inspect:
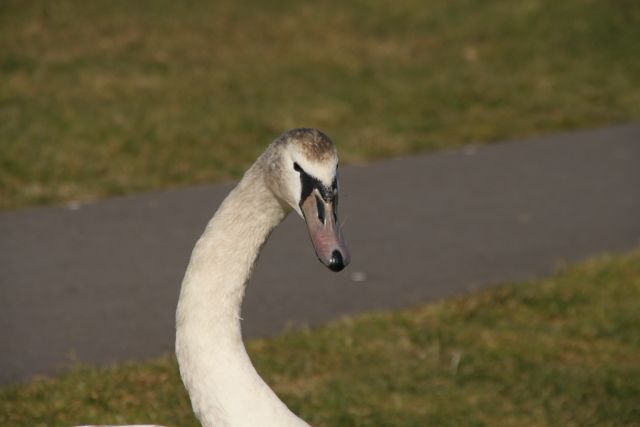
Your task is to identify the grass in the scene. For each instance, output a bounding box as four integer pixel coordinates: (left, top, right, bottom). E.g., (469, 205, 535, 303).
(2, 0, 640, 209)
(2, 251, 639, 427)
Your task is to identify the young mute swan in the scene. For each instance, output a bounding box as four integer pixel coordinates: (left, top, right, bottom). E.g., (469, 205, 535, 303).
(80, 129, 350, 427)
(176, 128, 350, 426)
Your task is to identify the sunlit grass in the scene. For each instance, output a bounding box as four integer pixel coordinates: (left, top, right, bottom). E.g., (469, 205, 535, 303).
(2, 251, 639, 426)
(2, 0, 640, 209)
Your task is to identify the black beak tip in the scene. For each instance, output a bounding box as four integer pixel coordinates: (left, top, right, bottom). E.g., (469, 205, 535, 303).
(328, 250, 345, 272)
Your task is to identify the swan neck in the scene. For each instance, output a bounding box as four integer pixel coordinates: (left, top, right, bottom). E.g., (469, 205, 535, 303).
(175, 169, 308, 427)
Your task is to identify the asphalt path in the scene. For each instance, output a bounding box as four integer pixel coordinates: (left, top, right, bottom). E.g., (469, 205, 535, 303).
(1, 124, 639, 385)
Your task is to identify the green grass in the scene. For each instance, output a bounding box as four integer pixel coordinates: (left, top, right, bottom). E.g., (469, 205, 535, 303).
(2, 251, 639, 427)
(2, 0, 640, 209)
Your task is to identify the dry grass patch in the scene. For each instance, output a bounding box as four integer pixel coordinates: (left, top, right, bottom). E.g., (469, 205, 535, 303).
(2, 0, 640, 209)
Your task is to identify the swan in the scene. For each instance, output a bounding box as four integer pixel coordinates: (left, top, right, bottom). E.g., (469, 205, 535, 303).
(79, 128, 349, 427)
(175, 128, 350, 426)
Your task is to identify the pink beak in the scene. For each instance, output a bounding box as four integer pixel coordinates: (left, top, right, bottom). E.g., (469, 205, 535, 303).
(300, 189, 350, 272)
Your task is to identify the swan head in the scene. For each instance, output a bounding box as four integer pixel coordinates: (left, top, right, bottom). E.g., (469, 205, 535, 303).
(266, 128, 350, 272)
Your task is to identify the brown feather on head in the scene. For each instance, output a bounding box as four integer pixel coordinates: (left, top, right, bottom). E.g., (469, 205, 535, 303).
(276, 128, 336, 162)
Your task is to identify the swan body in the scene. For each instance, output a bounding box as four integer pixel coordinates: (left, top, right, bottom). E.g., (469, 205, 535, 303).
(175, 129, 350, 427)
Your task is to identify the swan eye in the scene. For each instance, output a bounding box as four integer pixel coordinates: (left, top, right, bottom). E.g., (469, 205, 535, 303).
(293, 162, 302, 172)
(315, 194, 326, 224)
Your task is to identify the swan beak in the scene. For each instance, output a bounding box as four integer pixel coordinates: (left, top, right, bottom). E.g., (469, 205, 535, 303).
(300, 190, 350, 272)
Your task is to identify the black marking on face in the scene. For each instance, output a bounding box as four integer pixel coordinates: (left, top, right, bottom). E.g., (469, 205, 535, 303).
(332, 194, 338, 223)
(294, 162, 336, 206)
(315, 194, 325, 224)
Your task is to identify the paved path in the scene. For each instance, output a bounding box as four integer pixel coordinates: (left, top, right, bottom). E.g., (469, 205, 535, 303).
(1, 124, 639, 385)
